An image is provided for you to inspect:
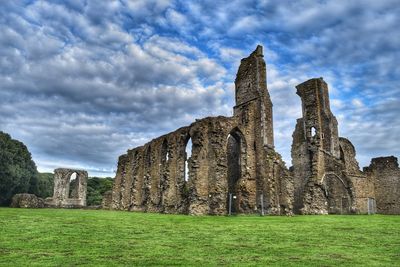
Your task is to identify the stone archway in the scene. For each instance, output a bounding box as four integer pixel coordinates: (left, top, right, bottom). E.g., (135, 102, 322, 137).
(45, 168, 88, 208)
(68, 172, 78, 198)
(226, 128, 246, 214)
(323, 173, 353, 214)
(184, 137, 192, 183)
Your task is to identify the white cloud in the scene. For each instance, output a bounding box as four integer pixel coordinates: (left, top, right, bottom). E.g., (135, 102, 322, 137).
(352, 99, 364, 108)
(331, 99, 344, 109)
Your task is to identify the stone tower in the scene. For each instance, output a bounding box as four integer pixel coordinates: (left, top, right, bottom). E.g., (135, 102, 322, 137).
(295, 78, 340, 180)
(233, 45, 274, 148)
(292, 78, 353, 214)
(230, 45, 292, 215)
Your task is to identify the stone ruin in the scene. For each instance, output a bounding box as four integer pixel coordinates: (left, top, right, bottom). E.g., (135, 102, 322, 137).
(101, 191, 113, 209)
(11, 193, 45, 208)
(290, 78, 399, 215)
(110, 45, 399, 215)
(364, 157, 400, 214)
(111, 46, 292, 215)
(11, 168, 88, 209)
(45, 168, 88, 208)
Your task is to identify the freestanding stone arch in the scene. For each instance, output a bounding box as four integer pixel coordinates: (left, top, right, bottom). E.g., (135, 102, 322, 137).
(45, 168, 88, 208)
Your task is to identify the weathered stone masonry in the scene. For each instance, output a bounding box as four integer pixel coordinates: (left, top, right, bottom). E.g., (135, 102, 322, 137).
(45, 168, 88, 208)
(291, 78, 400, 215)
(364, 157, 400, 214)
(292, 78, 356, 214)
(111, 46, 293, 215)
(111, 45, 399, 215)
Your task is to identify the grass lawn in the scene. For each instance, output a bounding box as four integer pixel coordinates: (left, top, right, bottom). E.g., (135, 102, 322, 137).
(0, 208, 399, 266)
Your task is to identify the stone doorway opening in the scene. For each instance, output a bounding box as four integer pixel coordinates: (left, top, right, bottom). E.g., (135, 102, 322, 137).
(68, 172, 78, 198)
(324, 174, 352, 214)
(184, 137, 192, 182)
(226, 129, 246, 214)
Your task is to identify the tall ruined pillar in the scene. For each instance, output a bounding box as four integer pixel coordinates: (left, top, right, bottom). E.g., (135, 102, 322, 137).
(292, 78, 341, 214)
(231, 45, 292, 215)
(234, 45, 274, 148)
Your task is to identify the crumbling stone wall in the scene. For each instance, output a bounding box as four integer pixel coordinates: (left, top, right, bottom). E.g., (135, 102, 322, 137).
(111, 46, 293, 215)
(101, 191, 112, 209)
(111, 45, 398, 215)
(364, 157, 400, 214)
(45, 168, 88, 208)
(291, 78, 355, 214)
(10, 193, 45, 208)
(340, 137, 376, 214)
(291, 79, 399, 215)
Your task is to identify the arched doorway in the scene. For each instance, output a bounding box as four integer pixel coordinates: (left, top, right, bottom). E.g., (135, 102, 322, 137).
(184, 137, 192, 182)
(324, 174, 352, 214)
(161, 140, 169, 164)
(68, 172, 78, 198)
(226, 129, 246, 214)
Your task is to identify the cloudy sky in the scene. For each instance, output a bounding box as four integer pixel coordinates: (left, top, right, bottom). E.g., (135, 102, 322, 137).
(1, 0, 399, 177)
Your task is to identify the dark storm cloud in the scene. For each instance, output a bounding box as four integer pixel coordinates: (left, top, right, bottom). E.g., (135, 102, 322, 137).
(0, 0, 398, 175)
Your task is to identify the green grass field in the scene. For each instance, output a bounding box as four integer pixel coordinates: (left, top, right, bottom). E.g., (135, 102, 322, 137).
(0, 208, 399, 266)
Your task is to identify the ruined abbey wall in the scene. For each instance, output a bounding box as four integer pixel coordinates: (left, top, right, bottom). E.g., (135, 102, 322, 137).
(111, 46, 293, 215)
(291, 78, 399, 215)
(112, 117, 236, 214)
(364, 157, 400, 214)
(111, 45, 399, 215)
(291, 78, 354, 214)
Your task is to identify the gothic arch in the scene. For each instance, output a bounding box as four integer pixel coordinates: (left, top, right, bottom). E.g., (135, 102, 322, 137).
(226, 127, 247, 213)
(322, 173, 354, 214)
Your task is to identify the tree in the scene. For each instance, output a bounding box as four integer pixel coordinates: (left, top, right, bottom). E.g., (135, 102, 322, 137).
(86, 177, 113, 206)
(36, 172, 54, 198)
(0, 131, 38, 205)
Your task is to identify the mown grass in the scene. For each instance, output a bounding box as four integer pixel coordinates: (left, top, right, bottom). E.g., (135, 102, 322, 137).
(0, 208, 399, 266)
